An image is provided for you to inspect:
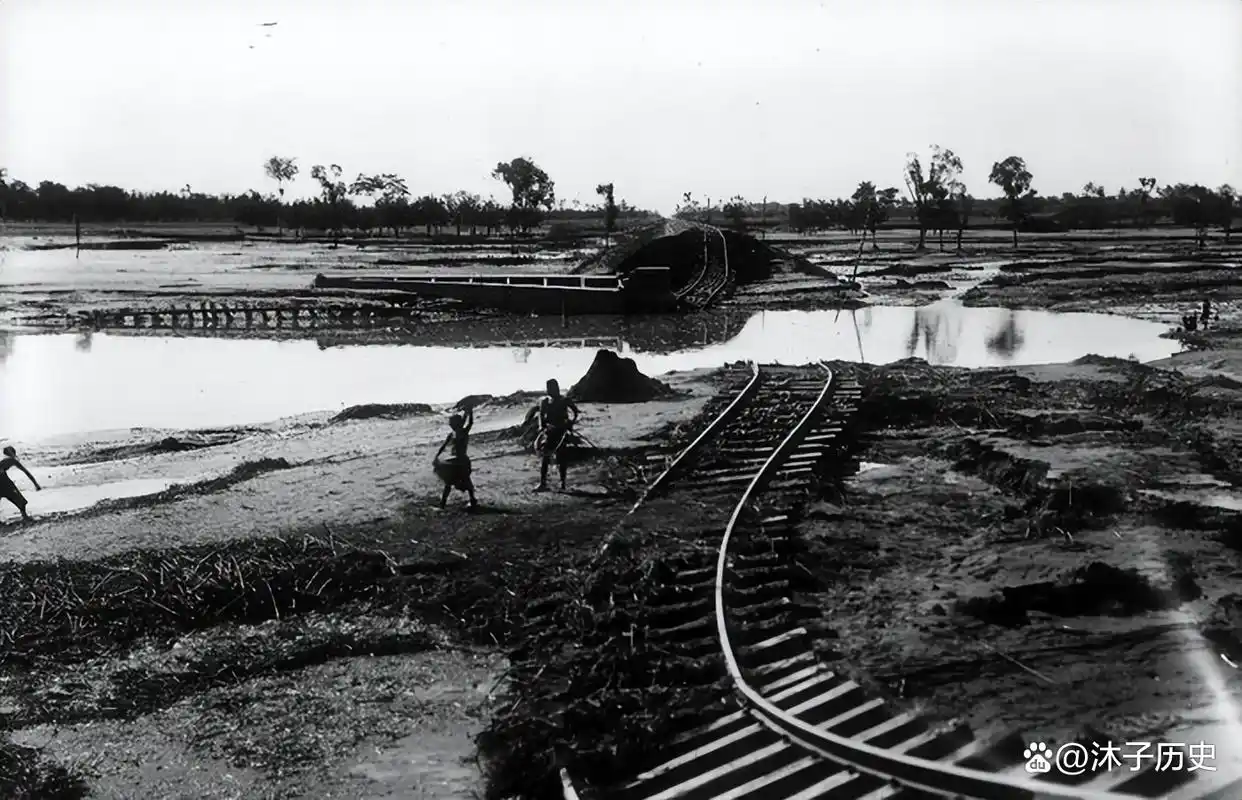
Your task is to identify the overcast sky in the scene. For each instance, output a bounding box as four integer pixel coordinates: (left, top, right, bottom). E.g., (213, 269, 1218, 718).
(3, 0, 1239, 214)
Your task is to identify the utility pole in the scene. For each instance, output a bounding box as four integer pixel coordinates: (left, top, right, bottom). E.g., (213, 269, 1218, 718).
(761, 195, 767, 239)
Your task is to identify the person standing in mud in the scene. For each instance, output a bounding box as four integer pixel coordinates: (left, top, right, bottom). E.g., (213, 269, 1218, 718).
(433, 407, 478, 510)
(0, 446, 41, 524)
(1201, 298, 1213, 329)
(534, 378, 580, 492)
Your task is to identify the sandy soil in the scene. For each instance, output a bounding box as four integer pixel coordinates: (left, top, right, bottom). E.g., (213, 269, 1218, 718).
(1, 369, 716, 560)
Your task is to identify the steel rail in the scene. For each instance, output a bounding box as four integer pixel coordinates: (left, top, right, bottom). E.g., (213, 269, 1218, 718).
(629, 361, 762, 512)
(712, 367, 1142, 800)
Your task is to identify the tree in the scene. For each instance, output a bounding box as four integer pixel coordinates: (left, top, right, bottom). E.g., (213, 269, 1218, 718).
(309, 164, 350, 243)
(674, 192, 703, 221)
(850, 182, 898, 248)
(349, 173, 410, 238)
(954, 192, 974, 251)
(1137, 177, 1158, 228)
(988, 156, 1034, 248)
(491, 157, 555, 234)
(595, 182, 618, 246)
(723, 195, 749, 232)
(1160, 184, 1218, 249)
(263, 156, 299, 234)
(1218, 184, 1237, 243)
(447, 191, 481, 235)
(904, 145, 963, 250)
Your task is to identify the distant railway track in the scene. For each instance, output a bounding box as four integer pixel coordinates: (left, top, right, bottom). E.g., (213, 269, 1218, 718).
(563, 364, 1240, 800)
(674, 222, 734, 310)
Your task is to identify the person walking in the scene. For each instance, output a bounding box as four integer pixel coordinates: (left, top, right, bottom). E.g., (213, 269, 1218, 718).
(1, 446, 41, 524)
(534, 379, 580, 492)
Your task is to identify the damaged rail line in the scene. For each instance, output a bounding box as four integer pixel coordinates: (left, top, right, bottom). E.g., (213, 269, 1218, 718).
(563, 363, 1241, 799)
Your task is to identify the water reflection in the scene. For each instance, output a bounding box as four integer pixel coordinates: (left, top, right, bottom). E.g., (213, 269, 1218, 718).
(75, 330, 94, 353)
(0, 331, 12, 364)
(0, 304, 1180, 443)
(986, 310, 1025, 359)
(903, 304, 965, 365)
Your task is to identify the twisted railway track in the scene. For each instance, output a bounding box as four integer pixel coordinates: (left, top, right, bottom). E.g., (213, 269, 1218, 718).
(562, 363, 1240, 800)
(674, 222, 734, 310)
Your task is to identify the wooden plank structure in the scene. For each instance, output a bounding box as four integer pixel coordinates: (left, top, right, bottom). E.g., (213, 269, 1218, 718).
(312, 266, 679, 314)
(79, 301, 406, 332)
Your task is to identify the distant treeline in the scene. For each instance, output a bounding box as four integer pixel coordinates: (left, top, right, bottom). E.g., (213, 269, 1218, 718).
(3, 148, 1237, 249)
(674, 148, 1238, 249)
(0, 156, 652, 240)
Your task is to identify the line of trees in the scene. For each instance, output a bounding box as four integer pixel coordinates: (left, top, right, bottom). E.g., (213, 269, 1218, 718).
(0, 159, 652, 239)
(676, 148, 1238, 249)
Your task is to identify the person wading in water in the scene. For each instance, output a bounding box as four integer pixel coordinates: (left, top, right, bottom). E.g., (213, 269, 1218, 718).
(433, 407, 478, 510)
(534, 378, 580, 492)
(1, 446, 42, 524)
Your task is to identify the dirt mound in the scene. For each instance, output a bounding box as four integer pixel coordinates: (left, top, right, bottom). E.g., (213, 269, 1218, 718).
(957, 560, 1201, 627)
(568, 349, 679, 403)
(452, 390, 544, 411)
(329, 403, 433, 423)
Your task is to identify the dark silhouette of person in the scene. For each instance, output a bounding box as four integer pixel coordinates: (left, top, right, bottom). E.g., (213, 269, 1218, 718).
(433, 408, 477, 510)
(1, 446, 42, 523)
(1201, 298, 1212, 329)
(534, 379, 580, 492)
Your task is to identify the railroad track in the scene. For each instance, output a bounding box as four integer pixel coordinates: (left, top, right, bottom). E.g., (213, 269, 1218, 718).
(675, 223, 734, 311)
(563, 364, 1241, 800)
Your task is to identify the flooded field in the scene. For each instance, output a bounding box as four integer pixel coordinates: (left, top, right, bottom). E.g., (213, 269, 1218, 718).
(1, 302, 1180, 443)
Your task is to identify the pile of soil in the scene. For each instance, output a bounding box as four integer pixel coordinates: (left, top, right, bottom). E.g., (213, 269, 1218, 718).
(330, 403, 433, 423)
(568, 350, 679, 403)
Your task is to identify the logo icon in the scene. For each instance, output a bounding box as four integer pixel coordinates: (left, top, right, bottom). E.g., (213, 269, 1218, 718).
(1024, 742, 1053, 774)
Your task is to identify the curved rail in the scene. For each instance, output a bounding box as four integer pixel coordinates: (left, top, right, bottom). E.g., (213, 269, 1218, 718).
(629, 361, 761, 512)
(672, 224, 713, 302)
(712, 373, 1162, 799)
(673, 221, 733, 309)
(563, 364, 1234, 800)
(701, 225, 733, 306)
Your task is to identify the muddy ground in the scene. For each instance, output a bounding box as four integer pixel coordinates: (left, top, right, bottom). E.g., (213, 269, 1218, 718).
(2, 228, 1241, 797)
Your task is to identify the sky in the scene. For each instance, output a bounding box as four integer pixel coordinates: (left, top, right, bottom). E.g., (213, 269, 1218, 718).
(2, 0, 1240, 215)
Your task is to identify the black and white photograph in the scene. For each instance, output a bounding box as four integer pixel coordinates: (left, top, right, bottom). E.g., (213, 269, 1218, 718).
(1, 0, 1241, 797)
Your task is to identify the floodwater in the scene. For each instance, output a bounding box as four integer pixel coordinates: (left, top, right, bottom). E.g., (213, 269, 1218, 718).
(0, 302, 1181, 443)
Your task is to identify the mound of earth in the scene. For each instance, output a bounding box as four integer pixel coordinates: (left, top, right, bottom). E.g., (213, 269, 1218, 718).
(568, 350, 679, 403)
(330, 403, 433, 423)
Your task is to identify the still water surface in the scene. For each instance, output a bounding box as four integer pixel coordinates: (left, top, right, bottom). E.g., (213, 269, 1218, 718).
(1, 303, 1180, 443)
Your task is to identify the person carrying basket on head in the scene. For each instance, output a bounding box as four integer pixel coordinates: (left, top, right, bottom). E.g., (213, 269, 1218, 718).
(1, 445, 42, 524)
(534, 378, 580, 492)
(432, 406, 478, 510)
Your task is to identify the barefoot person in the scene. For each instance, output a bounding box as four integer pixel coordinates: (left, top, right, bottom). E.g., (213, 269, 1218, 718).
(0, 446, 41, 523)
(433, 407, 478, 510)
(534, 379, 580, 492)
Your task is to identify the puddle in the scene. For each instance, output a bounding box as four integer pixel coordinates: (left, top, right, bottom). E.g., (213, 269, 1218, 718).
(1, 303, 1181, 442)
(0, 477, 178, 522)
